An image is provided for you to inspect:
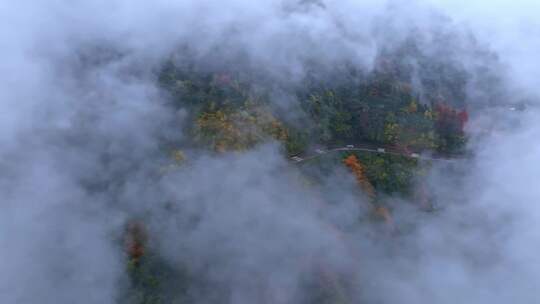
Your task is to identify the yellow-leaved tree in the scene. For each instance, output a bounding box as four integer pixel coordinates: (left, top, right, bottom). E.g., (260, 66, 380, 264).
(195, 104, 288, 152)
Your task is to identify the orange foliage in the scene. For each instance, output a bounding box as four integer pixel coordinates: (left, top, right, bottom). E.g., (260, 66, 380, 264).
(343, 155, 376, 200)
(375, 206, 394, 226)
(343, 155, 396, 229)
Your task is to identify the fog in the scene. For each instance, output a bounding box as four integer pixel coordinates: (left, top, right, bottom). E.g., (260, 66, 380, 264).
(1, 0, 539, 303)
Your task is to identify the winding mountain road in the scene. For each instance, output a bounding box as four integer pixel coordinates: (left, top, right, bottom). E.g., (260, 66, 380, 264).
(291, 143, 465, 164)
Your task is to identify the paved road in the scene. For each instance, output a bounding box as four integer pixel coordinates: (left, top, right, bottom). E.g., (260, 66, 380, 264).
(290, 143, 465, 164)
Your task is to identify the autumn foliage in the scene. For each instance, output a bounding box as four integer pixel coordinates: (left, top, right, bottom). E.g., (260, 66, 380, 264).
(435, 103, 468, 133)
(343, 155, 395, 229)
(125, 220, 148, 264)
(375, 206, 395, 228)
(196, 104, 288, 152)
(343, 155, 376, 200)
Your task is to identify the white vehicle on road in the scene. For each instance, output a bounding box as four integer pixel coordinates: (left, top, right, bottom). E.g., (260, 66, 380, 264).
(291, 156, 303, 162)
(377, 148, 385, 153)
(411, 153, 420, 158)
(346, 145, 354, 149)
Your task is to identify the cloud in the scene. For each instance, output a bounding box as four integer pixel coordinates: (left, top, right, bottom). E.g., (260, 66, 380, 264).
(1, 0, 540, 303)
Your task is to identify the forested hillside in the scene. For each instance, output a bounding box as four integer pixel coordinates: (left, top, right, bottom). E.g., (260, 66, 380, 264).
(5, 1, 535, 303)
(119, 31, 501, 303)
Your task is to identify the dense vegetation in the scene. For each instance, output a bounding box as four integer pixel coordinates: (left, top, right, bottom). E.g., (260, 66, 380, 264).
(159, 59, 469, 156)
(123, 34, 496, 303)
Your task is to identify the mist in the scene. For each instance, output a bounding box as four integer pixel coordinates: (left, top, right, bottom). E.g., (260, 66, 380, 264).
(1, 0, 539, 303)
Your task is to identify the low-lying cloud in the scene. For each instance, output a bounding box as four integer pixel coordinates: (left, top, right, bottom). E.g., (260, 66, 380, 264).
(1, 1, 539, 303)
